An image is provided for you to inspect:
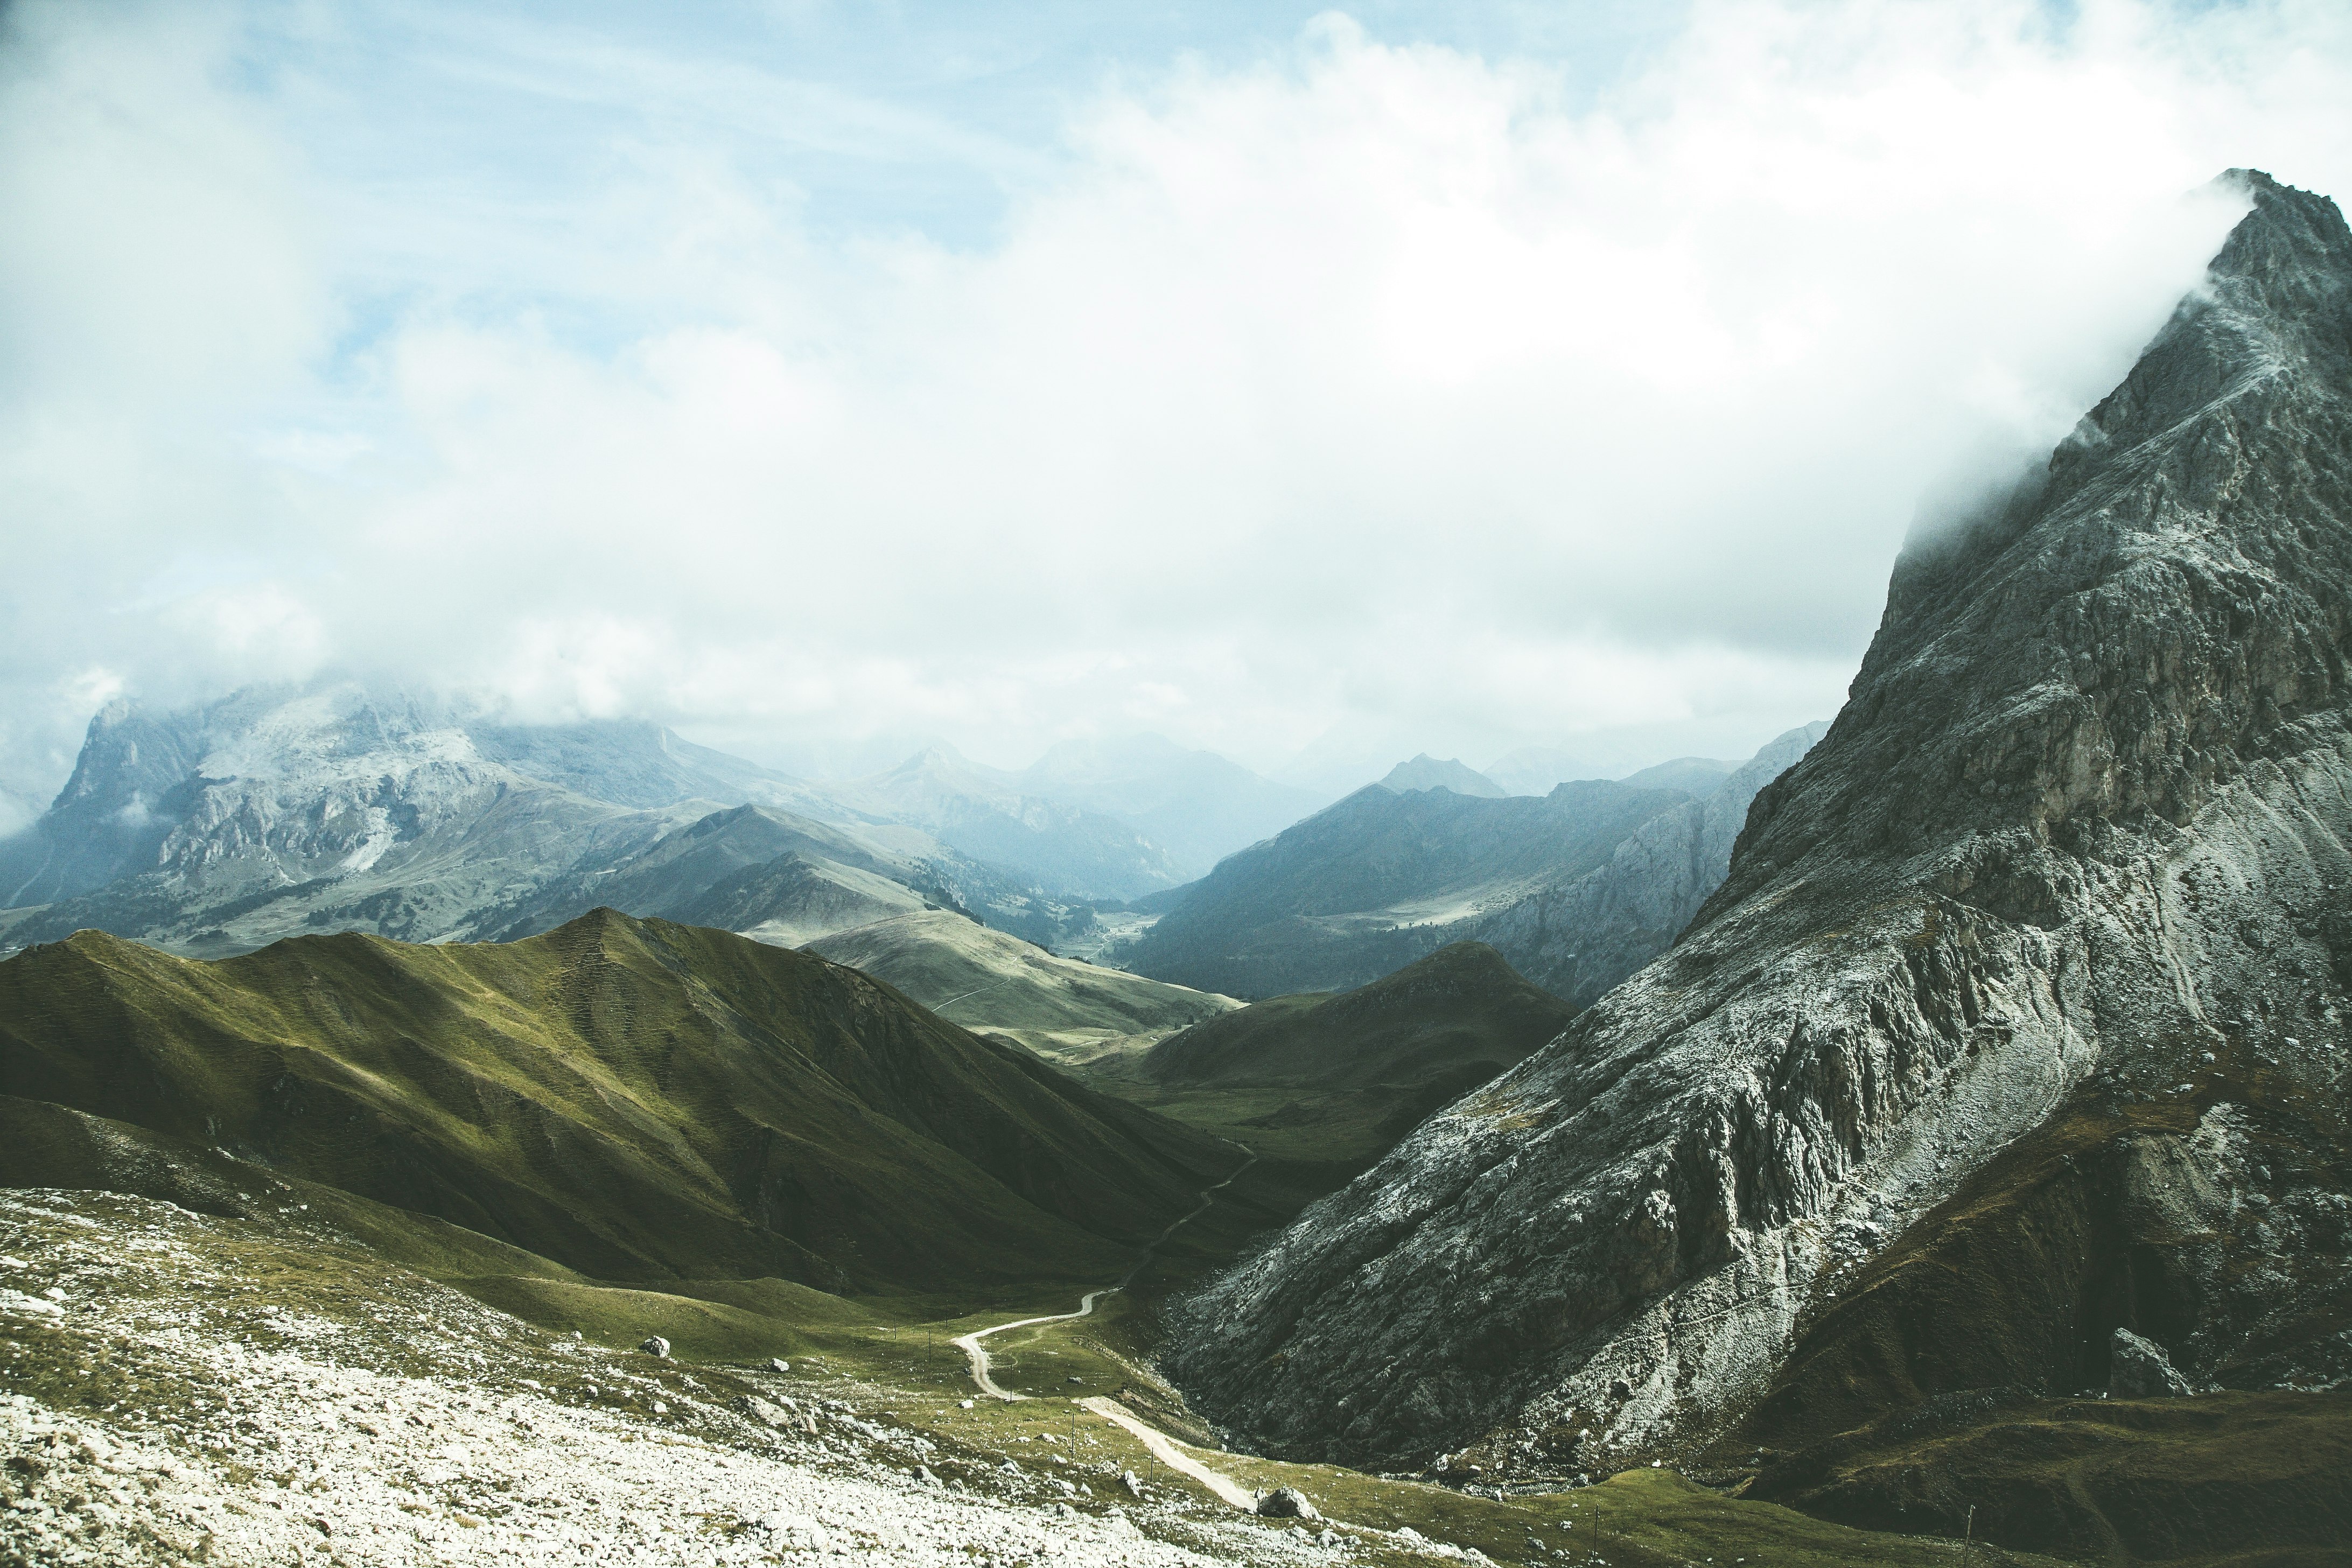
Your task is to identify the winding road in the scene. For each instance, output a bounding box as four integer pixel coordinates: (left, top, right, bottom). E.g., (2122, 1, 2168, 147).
(950, 1149, 1262, 1511)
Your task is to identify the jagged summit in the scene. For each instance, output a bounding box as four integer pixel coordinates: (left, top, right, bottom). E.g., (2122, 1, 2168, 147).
(1161, 172, 2352, 1479)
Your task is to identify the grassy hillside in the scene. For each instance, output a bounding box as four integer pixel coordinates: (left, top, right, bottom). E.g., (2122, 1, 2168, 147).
(0, 909, 1274, 1296)
(806, 907, 1234, 1048)
(1141, 941, 1571, 1090)
(1082, 944, 1574, 1194)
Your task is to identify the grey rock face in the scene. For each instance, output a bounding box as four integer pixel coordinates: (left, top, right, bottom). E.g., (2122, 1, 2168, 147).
(1162, 172, 2352, 1471)
(2110, 1328, 2193, 1398)
(0, 683, 1110, 957)
(735, 1394, 792, 1427)
(1254, 1487, 1320, 1521)
(1466, 723, 1830, 1006)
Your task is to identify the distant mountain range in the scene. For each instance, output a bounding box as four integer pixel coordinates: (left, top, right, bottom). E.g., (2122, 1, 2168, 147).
(1012, 734, 1328, 880)
(823, 746, 1186, 900)
(0, 678, 1827, 1020)
(1118, 723, 1827, 1003)
(0, 686, 1328, 958)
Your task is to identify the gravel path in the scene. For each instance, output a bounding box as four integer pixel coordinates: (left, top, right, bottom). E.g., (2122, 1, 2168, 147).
(950, 1151, 1264, 1520)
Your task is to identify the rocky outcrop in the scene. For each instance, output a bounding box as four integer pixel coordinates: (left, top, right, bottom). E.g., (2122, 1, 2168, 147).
(2110, 1328, 2193, 1398)
(1161, 172, 2352, 1474)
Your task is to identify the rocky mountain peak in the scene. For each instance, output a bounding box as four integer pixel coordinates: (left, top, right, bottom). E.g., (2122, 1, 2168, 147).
(1160, 173, 2352, 1477)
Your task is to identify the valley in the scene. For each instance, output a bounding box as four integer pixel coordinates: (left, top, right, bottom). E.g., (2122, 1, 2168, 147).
(5, 157, 2352, 1568)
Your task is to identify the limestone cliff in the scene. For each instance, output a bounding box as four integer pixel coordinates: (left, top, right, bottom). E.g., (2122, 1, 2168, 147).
(1161, 171, 2352, 1475)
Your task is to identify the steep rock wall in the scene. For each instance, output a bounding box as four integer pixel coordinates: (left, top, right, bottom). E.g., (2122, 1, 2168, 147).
(1161, 172, 2352, 1473)
(1468, 723, 1829, 1006)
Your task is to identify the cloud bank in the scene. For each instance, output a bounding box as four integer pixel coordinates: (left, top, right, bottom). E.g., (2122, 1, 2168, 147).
(3, 0, 2350, 823)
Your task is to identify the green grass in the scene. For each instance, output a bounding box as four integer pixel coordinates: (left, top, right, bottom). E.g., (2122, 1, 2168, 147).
(1058, 943, 1579, 1200)
(807, 907, 1233, 1037)
(1138, 942, 1573, 1091)
(0, 911, 1277, 1296)
(1748, 1390, 2352, 1566)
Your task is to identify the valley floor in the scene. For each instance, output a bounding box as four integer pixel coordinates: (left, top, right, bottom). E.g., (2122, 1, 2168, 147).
(1, 1186, 2075, 1568)
(0, 1189, 1335, 1568)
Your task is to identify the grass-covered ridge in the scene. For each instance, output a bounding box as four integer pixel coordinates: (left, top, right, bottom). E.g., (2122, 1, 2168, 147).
(1066, 943, 1576, 1196)
(0, 909, 1277, 1296)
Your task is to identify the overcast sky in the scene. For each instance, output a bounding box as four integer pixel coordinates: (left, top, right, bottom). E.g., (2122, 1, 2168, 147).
(3, 0, 2349, 822)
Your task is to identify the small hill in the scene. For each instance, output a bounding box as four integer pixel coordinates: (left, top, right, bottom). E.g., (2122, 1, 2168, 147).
(0, 910, 1263, 1296)
(1379, 754, 1507, 797)
(1142, 942, 1571, 1091)
(803, 907, 1234, 1045)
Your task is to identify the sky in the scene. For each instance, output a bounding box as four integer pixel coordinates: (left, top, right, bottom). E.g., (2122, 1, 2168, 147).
(3, 0, 2351, 822)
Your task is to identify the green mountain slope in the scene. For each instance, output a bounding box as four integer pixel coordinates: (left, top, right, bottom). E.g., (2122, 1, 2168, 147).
(805, 907, 1234, 1047)
(1087, 944, 1576, 1198)
(1142, 941, 1572, 1091)
(484, 802, 933, 946)
(0, 909, 1257, 1296)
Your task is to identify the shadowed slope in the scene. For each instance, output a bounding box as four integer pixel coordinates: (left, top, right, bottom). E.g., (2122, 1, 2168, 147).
(0, 909, 1255, 1294)
(1142, 942, 1571, 1093)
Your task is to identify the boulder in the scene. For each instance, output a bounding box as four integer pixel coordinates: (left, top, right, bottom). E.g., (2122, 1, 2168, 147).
(1256, 1487, 1320, 1521)
(734, 1395, 790, 1428)
(768, 1358, 790, 1374)
(2110, 1328, 2193, 1398)
(638, 1336, 670, 1358)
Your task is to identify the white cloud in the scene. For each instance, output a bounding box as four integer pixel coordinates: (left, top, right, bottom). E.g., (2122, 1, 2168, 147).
(2, 0, 2349, 802)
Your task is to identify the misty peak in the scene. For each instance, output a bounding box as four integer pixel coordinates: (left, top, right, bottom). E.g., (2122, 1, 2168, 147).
(1378, 754, 1508, 797)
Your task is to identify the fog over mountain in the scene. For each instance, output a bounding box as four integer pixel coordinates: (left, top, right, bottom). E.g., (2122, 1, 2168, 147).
(10, 6, 2352, 1566)
(8, 2, 2351, 835)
